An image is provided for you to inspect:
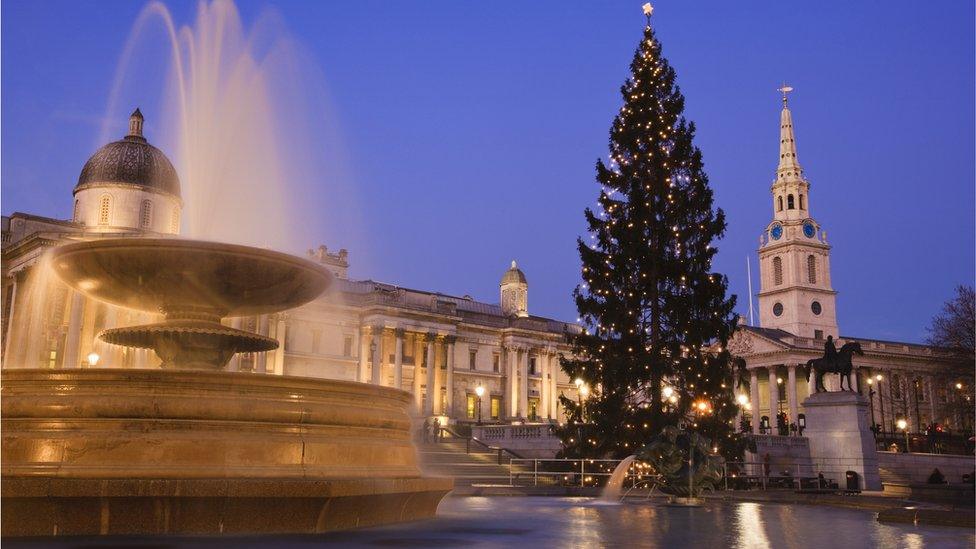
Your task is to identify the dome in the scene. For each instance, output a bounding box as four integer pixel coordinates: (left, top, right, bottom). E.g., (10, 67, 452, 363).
(74, 109, 181, 199)
(501, 260, 527, 285)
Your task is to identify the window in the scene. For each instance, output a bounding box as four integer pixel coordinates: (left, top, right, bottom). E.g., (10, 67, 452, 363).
(140, 200, 153, 228)
(799, 194, 805, 210)
(73, 200, 80, 222)
(529, 357, 537, 375)
(811, 301, 822, 316)
(343, 336, 353, 357)
(814, 329, 824, 340)
(777, 196, 783, 212)
(170, 209, 180, 233)
(807, 255, 817, 283)
(787, 194, 795, 209)
(469, 350, 477, 371)
(492, 353, 500, 373)
(490, 396, 502, 420)
(891, 374, 902, 399)
(528, 398, 539, 421)
(773, 257, 783, 285)
(98, 195, 111, 225)
(312, 329, 322, 354)
(466, 394, 476, 419)
(773, 302, 783, 317)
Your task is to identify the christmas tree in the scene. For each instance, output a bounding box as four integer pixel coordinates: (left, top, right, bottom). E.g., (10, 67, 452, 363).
(558, 8, 740, 459)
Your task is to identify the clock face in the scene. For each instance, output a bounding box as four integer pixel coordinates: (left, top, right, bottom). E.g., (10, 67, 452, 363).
(770, 224, 783, 240)
(803, 222, 816, 238)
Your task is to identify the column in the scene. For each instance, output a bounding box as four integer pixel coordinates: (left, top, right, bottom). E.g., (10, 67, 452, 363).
(927, 375, 936, 423)
(394, 328, 404, 391)
(371, 325, 384, 385)
(255, 315, 270, 373)
(550, 353, 560, 420)
(518, 348, 529, 419)
(273, 315, 287, 375)
(750, 369, 760, 434)
(61, 291, 85, 369)
(424, 333, 436, 416)
(413, 333, 424, 411)
(787, 364, 798, 429)
(540, 351, 550, 420)
(2, 274, 19, 363)
(506, 345, 518, 418)
(445, 336, 456, 417)
(228, 317, 243, 371)
(768, 367, 779, 430)
(359, 325, 370, 383)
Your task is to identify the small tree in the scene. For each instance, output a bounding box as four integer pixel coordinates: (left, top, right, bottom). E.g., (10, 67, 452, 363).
(927, 285, 975, 430)
(557, 14, 739, 460)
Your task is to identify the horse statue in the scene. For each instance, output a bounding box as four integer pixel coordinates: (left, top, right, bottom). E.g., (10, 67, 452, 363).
(805, 341, 864, 392)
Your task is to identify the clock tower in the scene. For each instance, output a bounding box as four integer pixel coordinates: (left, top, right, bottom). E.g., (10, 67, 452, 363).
(756, 89, 839, 339)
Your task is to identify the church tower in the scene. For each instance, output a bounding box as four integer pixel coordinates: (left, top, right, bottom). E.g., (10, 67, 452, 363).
(756, 89, 839, 339)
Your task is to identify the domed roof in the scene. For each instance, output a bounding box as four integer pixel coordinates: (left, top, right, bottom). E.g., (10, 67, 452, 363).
(501, 260, 527, 285)
(74, 109, 181, 198)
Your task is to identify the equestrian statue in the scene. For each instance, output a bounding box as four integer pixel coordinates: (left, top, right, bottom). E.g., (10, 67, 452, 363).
(804, 336, 864, 393)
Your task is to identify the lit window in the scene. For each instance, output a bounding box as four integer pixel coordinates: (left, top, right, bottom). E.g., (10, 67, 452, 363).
(490, 396, 502, 420)
(140, 200, 153, 228)
(98, 195, 111, 225)
(466, 394, 476, 419)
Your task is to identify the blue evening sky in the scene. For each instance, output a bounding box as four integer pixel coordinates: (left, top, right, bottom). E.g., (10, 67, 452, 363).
(3, 1, 973, 343)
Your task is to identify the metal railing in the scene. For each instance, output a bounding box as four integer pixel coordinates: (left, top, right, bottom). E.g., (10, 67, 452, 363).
(506, 458, 641, 487)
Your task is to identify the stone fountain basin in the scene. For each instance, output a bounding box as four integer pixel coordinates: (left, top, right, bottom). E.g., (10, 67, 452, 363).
(1, 369, 453, 535)
(49, 237, 332, 318)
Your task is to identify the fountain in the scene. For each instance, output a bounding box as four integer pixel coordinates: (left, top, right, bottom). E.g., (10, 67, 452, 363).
(1, 237, 452, 536)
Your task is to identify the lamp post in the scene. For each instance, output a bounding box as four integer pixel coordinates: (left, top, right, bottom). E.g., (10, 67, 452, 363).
(867, 378, 878, 441)
(87, 352, 100, 368)
(475, 385, 485, 426)
(897, 419, 909, 453)
(875, 374, 886, 435)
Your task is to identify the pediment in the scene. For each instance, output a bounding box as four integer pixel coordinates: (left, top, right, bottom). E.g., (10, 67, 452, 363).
(728, 329, 789, 357)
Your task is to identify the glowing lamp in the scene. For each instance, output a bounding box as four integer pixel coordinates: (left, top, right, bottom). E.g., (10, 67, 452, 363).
(896, 419, 908, 431)
(475, 385, 485, 397)
(663, 386, 674, 398)
(87, 352, 100, 367)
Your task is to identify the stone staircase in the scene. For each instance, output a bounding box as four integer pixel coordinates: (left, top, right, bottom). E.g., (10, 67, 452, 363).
(416, 437, 524, 488)
(880, 467, 911, 496)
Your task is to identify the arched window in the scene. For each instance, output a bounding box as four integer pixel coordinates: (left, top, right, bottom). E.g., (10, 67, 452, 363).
(170, 209, 180, 233)
(72, 200, 80, 222)
(787, 194, 795, 209)
(807, 255, 817, 283)
(799, 194, 805, 210)
(139, 200, 153, 229)
(773, 256, 783, 285)
(98, 195, 112, 225)
(777, 196, 783, 212)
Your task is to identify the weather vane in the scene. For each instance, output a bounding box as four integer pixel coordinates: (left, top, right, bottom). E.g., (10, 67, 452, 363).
(778, 83, 794, 106)
(643, 3, 654, 25)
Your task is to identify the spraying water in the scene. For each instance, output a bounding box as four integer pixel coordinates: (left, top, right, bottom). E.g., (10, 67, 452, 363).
(100, 0, 361, 254)
(600, 455, 637, 502)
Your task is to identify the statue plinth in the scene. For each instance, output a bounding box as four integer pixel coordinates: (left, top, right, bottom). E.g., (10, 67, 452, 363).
(801, 391, 881, 491)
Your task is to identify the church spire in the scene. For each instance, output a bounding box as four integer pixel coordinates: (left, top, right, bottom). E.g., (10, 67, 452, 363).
(776, 85, 803, 182)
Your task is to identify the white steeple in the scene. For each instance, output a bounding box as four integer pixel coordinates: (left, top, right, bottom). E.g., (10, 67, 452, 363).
(757, 88, 838, 339)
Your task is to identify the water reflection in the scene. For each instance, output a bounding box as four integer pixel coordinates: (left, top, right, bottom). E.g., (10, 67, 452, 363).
(9, 497, 973, 548)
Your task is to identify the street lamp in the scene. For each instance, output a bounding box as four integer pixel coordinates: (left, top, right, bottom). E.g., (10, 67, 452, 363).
(475, 385, 485, 425)
(867, 378, 878, 441)
(896, 418, 909, 453)
(87, 352, 100, 367)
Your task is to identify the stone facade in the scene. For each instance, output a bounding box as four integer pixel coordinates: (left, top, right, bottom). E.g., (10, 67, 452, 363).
(730, 94, 967, 437)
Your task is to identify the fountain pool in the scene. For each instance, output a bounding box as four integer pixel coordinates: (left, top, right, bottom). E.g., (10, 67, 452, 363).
(6, 496, 972, 548)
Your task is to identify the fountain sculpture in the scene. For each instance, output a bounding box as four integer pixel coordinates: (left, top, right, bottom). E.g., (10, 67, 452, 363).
(1, 237, 452, 536)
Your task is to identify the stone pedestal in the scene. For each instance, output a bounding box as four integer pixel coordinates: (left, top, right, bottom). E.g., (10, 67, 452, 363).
(801, 391, 881, 490)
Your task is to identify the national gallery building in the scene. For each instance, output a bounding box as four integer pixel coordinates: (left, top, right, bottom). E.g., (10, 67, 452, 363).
(1, 103, 968, 437)
(1, 110, 580, 426)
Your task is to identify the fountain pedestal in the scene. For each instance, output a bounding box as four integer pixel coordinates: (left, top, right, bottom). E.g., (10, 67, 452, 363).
(800, 391, 882, 491)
